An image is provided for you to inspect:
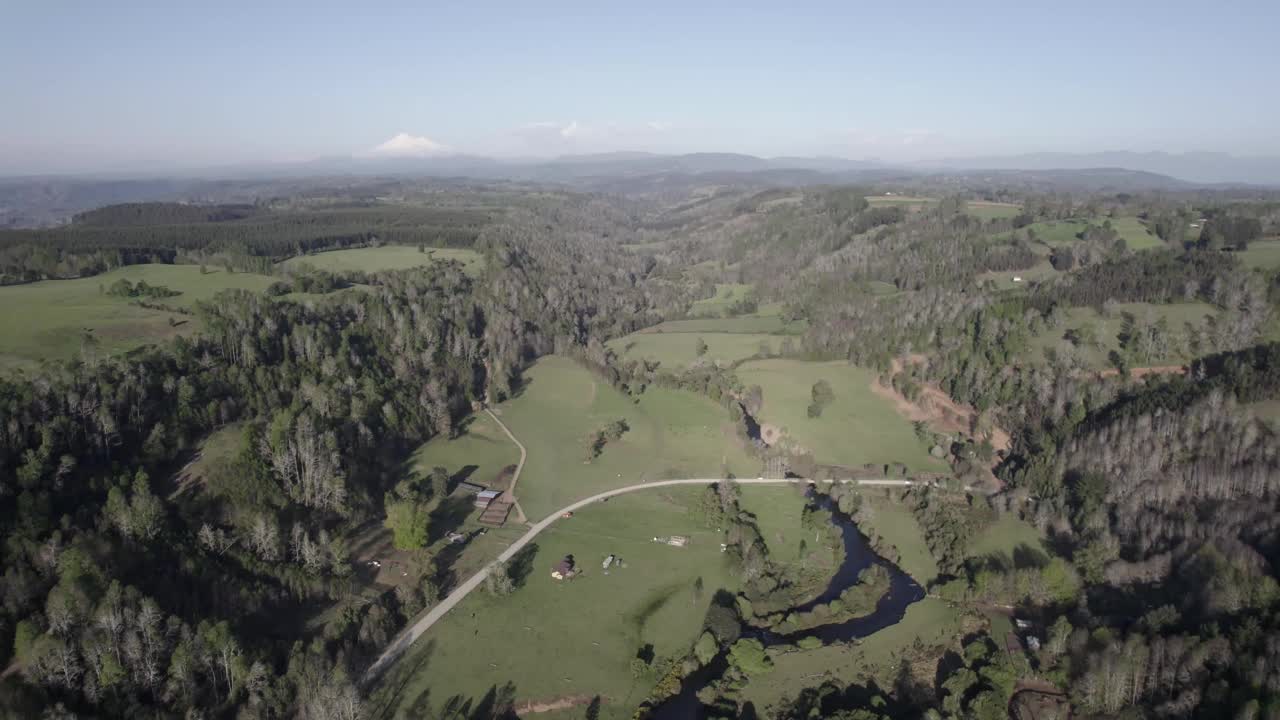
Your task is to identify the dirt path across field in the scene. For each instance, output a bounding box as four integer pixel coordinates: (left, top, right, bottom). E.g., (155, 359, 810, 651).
(484, 407, 528, 525)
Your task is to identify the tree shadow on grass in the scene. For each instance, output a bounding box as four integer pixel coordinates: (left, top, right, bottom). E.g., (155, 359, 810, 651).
(428, 495, 476, 544)
(436, 682, 520, 720)
(369, 638, 436, 719)
(451, 464, 480, 488)
(508, 543, 540, 589)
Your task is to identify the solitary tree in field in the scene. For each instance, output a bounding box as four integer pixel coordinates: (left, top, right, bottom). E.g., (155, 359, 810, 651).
(808, 379, 835, 418)
(695, 337, 708, 357)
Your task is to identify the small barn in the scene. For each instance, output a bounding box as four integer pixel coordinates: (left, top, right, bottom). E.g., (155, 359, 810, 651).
(474, 489, 502, 509)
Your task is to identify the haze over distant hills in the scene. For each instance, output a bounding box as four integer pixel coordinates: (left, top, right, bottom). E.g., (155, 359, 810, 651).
(928, 151, 1280, 186)
(4, 149, 1279, 228)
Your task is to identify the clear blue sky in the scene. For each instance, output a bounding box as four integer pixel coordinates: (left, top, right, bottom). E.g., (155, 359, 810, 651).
(2, 0, 1278, 173)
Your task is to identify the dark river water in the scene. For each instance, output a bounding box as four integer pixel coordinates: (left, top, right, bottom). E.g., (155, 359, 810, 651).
(652, 498, 925, 719)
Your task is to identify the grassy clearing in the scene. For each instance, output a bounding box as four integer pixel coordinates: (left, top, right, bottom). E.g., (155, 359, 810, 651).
(639, 316, 803, 335)
(279, 245, 484, 275)
(855, 493, 939, 585)
(738, 485, 814, 564)
(976, 260, 1059, 291)
(736, 359, 946, 472)
(1112, 216, 1164, 251)
(739, 598, 969, 712)
(1237, 239, 1280, 270)
(1025, 301, 1217, 369)
(408, 412, 522, 490)
(689, 283, 754, 317)
(494, 356, 759, 520)
(170, 423, 245, 500)
(0, 264, 274, 368)
(966, 201, 1022, 221)
(372, 487, 741, 720)
(607, 332, 783, 370)
(967, 514, 1044, 560)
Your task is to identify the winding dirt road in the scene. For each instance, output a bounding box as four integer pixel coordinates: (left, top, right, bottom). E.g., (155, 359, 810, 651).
(363, 476, 932, 682)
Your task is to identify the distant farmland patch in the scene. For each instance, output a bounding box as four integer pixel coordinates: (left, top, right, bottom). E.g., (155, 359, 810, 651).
(688, 283, 754, 317)
(608, 331, 783, 370)
(1238, 239, 1280, 269)
(0, 264, 274, 368)
(279, 245, 484, 275)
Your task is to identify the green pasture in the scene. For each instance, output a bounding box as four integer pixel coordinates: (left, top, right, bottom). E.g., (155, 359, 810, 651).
(735, 359, 946, 472)
(0, 264, 274, 369)
(279, 245, 484, 275)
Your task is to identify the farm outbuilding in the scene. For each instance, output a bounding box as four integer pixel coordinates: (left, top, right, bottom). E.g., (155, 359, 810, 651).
(474, 490, 502, 508)
(551, 556, 577, 580)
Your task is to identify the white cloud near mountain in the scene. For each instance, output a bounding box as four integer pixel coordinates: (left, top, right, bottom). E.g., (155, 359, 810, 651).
(371, 132, 451, 157)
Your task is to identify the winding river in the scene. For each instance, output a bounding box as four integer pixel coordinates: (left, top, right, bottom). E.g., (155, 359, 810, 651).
(653, 498, 925, 718)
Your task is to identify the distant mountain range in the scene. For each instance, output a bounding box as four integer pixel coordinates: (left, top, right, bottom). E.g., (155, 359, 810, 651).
(927, 151, 1280, 186)
(4, 150, 1277, 228)
(273, 150, 1280, 186)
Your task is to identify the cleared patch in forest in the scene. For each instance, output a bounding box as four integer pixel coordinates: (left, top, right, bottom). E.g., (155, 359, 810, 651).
(278, 245, 484, 275)
(736, 359, 947, 473)
(0, 264, 275, 368)
(607, 332, 785, 370)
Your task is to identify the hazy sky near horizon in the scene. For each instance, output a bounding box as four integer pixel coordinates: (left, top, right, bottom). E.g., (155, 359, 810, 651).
(2, 0, 1278, 174)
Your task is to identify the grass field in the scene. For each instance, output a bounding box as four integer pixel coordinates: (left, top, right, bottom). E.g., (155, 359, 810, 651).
(372, 486, 743, 720)
(493, 356, 759, 520)
(976, 260, 1060, 291)
(639, 316, 803, 335)
(279, 245, 484, 275)
(607, 332, 782, 370)
(865, 196, 1019, 221)
(0, 264, 275, 368)
(1237, 239, 1280, 270)
(738, 598, 969, 713)
(1025, 301, 1217, 369)
(855, 494, 939, 585)
(966, 514, 1044, 560)
(689, 283, 754, 317)
(408, 412, 523, 490)
(738, 485, 815, 564)
(1112, 216, 1164, 251)
(966, 201, 1022, 221)
(736, 359, 946, 472)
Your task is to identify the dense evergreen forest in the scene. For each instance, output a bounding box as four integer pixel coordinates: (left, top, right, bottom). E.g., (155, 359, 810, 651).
(2, 177, 1280, 719)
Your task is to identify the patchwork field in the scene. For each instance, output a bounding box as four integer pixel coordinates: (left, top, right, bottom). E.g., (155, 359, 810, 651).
(279, 245, 484, 275)
(1026, 301, 1217, 369)
(492, 356, 759, 520)
(0, 264, 275, 368)
(736, 359, 947, 472)
(689, 283, 754, 317)
(607, 332, 782, 370)
(372, 486, 746, 720)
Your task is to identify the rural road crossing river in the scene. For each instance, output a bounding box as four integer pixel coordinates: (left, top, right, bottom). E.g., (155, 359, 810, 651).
(362, 475, 940, 683)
